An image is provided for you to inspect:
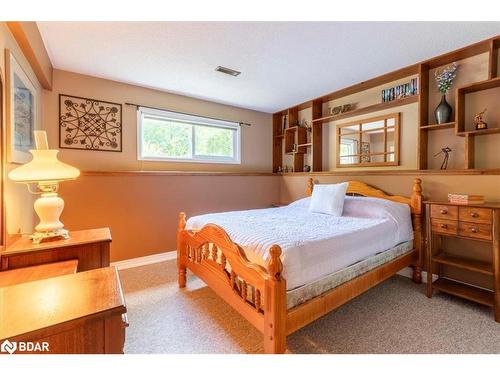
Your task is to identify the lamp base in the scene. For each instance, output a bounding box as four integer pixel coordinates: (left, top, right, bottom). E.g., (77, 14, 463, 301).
(31, 228, 70, 245)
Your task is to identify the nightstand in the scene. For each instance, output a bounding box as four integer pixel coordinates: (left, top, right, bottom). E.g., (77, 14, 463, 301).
(425, 201, 500, 322)
(1, 228, 112, 272)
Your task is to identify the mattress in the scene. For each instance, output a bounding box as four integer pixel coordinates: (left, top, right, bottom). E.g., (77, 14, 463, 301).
(186, 196, 413, 291)
(286, 240, 413, 309)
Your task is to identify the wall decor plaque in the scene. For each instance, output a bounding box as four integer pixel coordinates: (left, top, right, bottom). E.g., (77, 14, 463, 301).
(59, 94, 122, 152)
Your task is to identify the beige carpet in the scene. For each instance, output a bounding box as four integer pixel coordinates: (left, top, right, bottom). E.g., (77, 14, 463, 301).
(119, 260, 500, 354)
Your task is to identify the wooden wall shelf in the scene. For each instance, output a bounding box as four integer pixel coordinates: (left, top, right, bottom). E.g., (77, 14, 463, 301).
(312, 95, 418, 125)
(273, 35, 500, 174)
(457, 128, 500, 137)
(420, 122, 455, 131)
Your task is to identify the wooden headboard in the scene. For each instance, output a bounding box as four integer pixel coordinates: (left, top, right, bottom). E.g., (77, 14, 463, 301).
(306, 177, 424, 283)
(306, 178, 423, 215)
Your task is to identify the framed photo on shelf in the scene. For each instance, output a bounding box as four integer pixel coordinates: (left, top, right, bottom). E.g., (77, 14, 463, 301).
(5, 49, 37, 164)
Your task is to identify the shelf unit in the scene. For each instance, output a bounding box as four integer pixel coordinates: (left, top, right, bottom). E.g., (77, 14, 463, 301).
(273, 34, 500, 174)
(418, 37, 500, 170)
(312, 95, 418, 125)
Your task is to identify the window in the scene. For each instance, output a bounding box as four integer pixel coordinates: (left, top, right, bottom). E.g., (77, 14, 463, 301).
(339, 138, 358, 165)
(137, 107, 241, 164)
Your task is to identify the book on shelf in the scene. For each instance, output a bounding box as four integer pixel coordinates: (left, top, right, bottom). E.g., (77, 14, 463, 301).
(381, 77, 418, 103)
(448, 193, 485, 205)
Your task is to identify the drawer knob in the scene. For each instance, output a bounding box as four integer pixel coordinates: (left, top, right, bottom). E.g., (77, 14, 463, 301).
(440, 224, 448, 229)
(470, 212, 479, 218)
(440, 209, 448, 214)
(470, 227, 478, 233)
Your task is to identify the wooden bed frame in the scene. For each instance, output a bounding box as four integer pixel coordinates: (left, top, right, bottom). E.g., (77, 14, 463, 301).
(177, 178, 423, 353)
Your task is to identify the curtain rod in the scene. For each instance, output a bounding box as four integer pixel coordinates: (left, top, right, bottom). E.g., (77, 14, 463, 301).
(125, 102, 251, 127)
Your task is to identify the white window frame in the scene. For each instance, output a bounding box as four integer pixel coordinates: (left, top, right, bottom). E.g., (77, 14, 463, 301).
(339, 138, 358, 165)
(137, 107, 241, 164)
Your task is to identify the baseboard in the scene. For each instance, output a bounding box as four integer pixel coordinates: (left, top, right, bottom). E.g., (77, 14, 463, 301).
(397, 267, 438, 283)
(111, 251, 177, 270)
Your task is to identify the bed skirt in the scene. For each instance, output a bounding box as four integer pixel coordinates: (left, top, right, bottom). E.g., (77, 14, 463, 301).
(286, 240, 414, 309)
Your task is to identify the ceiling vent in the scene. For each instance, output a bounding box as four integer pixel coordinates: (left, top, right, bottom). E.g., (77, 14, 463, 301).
(215, 66, 241, 77)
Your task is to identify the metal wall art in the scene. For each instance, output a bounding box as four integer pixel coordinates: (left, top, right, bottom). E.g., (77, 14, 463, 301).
(59, 94, 122, 152)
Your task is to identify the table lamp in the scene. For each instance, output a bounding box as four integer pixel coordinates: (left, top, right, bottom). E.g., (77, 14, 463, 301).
(8, 131, 80, 244)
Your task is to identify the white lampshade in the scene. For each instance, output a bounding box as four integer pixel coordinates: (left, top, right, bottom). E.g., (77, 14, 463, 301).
(9, 150, 80, 183)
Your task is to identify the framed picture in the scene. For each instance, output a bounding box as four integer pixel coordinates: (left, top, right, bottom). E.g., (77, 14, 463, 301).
(5, 49, 37, 164)
(59, 94, 122, 152)
(360, 141, 371, 163)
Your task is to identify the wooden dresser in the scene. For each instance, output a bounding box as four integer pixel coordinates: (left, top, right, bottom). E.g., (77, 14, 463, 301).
(1, 228, 111, 272)
(425, 201, 500, 322)
(0, 267, 127, 354)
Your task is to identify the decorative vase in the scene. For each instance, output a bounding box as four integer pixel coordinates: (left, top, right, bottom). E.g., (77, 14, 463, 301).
(434, 95, 452, 124)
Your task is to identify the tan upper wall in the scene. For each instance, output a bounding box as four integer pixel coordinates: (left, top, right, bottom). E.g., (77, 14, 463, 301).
(42, 69, 273, 172)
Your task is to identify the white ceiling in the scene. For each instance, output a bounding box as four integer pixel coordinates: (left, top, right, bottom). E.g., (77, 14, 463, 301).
(37, 22, 500, 113)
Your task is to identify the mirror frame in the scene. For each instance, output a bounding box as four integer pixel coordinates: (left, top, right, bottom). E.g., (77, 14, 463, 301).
(336, 112, 400, 168)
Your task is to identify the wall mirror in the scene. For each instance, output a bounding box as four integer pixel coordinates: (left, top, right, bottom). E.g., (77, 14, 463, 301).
(336, 113, 400, 167)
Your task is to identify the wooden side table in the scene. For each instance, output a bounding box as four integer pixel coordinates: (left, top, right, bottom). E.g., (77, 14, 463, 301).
(425, 201, 500, 322)
(1, 228, 112, 272)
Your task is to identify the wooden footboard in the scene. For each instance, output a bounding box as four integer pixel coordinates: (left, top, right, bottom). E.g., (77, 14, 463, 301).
(177, 213, 287, 353)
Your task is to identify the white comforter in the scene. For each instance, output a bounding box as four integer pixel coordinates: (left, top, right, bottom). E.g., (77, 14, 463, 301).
(186, 196, 413, 290)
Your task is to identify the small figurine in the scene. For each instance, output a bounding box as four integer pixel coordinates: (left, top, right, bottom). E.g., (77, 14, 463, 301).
(303, 165, 311, 172)
(277, 166, 282, 173)
(474, 109, 488, 130)
(434, 146, 453, 170)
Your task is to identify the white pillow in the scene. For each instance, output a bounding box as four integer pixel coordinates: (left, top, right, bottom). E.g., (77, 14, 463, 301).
(309, 182, 349, 216)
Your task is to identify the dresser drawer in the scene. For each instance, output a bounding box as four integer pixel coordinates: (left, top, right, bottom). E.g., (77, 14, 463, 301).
(458, 222, 492, 241)
(431, 219, 458, 236)
(430, 204, 458, 220)
(458, 206, 492, 224)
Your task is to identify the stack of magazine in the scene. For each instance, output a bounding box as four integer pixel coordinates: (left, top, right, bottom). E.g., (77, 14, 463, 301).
(448, 193, 485, 205)
(381, 78, 418, 103)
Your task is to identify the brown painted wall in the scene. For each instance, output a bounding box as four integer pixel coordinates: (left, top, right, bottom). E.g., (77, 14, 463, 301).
(60, 173, 279, 261)
(280, 173, 500, 203)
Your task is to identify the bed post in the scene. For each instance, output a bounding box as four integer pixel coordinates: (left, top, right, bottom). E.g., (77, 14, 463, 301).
(410, 178, 423, 284)
(264, 245, 287, 354)
(306, 177, 314, 196)
(177, 212, 187, 288)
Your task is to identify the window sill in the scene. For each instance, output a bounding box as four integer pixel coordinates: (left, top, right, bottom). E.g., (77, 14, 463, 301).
(138, 157, 241, 165)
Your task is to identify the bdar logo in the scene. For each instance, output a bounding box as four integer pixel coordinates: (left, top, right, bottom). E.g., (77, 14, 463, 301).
(1, 339, 17, 354)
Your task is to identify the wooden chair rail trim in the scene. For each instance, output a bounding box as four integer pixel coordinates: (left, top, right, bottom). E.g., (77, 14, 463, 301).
(80, 169, 500, 178)
(81, 171, 276, 177)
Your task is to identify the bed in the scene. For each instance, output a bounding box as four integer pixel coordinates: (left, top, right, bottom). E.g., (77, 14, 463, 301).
(177, 178, 423, 353)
